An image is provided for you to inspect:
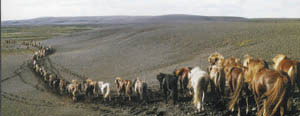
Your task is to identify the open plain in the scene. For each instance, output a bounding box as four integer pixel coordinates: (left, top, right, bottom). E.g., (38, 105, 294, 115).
(2, 16, 300, 116)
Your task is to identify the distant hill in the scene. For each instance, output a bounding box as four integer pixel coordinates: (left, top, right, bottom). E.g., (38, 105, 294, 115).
(1, 14, 248, 26)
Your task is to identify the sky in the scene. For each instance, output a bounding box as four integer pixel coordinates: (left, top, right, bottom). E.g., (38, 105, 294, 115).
(2, 0, 300, 21)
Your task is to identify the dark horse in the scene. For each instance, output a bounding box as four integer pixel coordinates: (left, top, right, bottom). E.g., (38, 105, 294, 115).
(156, 73, 178, 105)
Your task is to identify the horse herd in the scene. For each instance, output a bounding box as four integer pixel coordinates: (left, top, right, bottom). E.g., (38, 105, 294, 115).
(25, 41, 299, 116)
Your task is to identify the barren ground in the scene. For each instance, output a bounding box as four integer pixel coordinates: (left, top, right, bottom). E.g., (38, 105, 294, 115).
(2, 21, 300, 116)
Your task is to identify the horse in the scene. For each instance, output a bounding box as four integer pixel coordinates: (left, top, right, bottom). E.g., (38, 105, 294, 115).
(115, 77, 133, 101)
(223, 57, 242, 68)
(91, 81, 99, 97)
(59, 79, 69, 94)
(84, 78, 95, 97)
(226, 66, 250, 116)
(133, 78, 148, 101)
(208, 64, 226, 99)
(156, 73, 178, 105)
(187, 66, 210, 112)
(244, 57, 291, 116)
(66, 83, 80, 101)
(34, 64, 40, 73)
(96, 81, 111, 101)
(208, 52, 224, 66)
(272, 54, 299, 90)
(52, 78, 60, 90)
(48, 74, 58, 88)
(243, 55, 269, 84)
(272, 54, 299, 111)
(174, 67, 191, 96)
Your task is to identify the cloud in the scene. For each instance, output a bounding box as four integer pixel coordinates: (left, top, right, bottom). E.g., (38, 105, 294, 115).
(2, 0, 300, 20)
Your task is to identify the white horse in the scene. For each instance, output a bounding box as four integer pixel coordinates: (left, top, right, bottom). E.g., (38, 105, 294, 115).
(67, 83, 80, 101)
(97, 81, 111, 101)
(133, 78, 148, 101)
(188, 66, 210, 112)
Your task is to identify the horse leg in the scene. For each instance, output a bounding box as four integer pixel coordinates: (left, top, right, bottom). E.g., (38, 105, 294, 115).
(164, 90, 168, 104)
(137, 89, 141, 101)
(140, 91, 143, 101)
(246, 96, 249, 115)
(128, 94, 131, 101)
(173, 92, 177, 105)
(280, 106, 285, 116)
(170, 90, 174, 104)
(210, 80, 216, 98)
(263, 99, 267, 116)
(253, 91, 260, 115)
(201, 91, 205, 111)
(180, 79, 183, 94)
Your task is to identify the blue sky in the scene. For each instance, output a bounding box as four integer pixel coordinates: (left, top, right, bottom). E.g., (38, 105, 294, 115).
(2, 0, 300, 20)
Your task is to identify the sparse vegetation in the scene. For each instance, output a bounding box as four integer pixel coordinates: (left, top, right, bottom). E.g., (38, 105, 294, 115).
(1, 25, 95, 41)
(1, 25, 97, 54)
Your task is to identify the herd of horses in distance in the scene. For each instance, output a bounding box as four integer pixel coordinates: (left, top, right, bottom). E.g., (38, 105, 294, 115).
(24, 40, 299, 116)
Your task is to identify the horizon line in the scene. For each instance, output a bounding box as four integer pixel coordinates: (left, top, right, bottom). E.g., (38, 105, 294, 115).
(2, 14, 300, 22)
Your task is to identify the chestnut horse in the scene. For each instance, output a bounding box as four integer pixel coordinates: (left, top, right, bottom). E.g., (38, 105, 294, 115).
(208, 64, 226, 99)
(226, 66, 250, 116)
(272, 54, 299, 90)
(115, 77, 133, 101)
(208, 52, 226, 99)
(272, 54, 299, 111)
(174, 67, 192, 96)
(244, 57, 291, 116)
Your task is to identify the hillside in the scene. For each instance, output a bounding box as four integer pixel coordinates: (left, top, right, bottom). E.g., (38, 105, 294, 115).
(2, 14, 248, 26)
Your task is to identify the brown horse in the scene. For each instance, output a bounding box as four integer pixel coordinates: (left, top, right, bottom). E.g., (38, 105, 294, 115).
(115, 77, 133, 101)
(208, 52, 224, 66)
(59, 79, 69, 94)
(272, 54, 299, 111)
(174, 67, 191, 96)
(226, 66, 250, 116)
(223, 57, 242, 67)
(244, 57, 291, 116)
(208, 64, 226, 99)
(208, 52, 226, 99)
(243, 55, 269, 84)
(273, 54, 299, 89)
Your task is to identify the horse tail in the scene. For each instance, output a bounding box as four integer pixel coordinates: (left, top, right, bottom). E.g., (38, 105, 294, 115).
(228, 72, 244, 110)
(193, 78, 201, 108)
(296, 62, 300, 89)
(288, 64, 297, 86)
(265, 75, 290, 116)
(104, 84, 110, 99)
(126, 81, 132, 95)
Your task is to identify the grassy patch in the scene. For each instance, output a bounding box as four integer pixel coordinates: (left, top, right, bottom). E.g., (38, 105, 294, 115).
(1, 25, 96, 41)
(237, 39, 252, 47)
(1, 48, 35, 55)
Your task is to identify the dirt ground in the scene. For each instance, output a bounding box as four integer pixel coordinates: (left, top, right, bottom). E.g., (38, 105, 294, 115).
(2, 22, 300, 116)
